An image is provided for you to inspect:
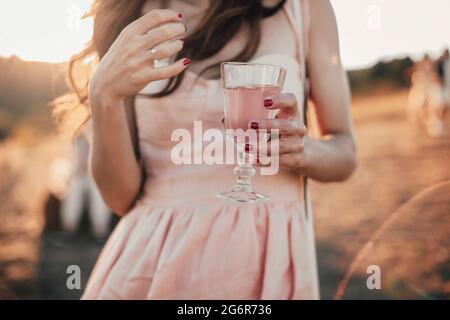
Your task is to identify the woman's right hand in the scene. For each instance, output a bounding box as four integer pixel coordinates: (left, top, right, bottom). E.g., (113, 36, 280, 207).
(89, 9, 189, 108)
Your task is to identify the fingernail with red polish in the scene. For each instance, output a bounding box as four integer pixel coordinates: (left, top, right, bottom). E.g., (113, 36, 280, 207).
(183, 58, 191, 66)
(264, 98, 274, 108)
(178, 12, 183, 19)
(250, 121, 259, 130)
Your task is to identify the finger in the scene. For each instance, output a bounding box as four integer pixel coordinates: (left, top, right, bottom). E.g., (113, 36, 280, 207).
(278, 136, 305, 155)
(259, 153, 302, 170)
(147, 39, 184, 61)
(279, 153, 304, 170)
(149, 57, 191, 81)
(131, 58, 190, 85)
(250, 136, 304, 157)
(254, 152, 278, 168)
(127, 9, 182, 35)
(141, 22, 186, 49)
(248, 119, 306, 136)
(264, 93, 300, 119)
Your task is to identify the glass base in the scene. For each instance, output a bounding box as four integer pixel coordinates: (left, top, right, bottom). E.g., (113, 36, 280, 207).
(217, 190, 270, 203)
(217, 149, 269, 203)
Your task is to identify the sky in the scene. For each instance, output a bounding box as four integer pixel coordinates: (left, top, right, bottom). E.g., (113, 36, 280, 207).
(0, 0, 449, 69)
(331, 0, 450, 68)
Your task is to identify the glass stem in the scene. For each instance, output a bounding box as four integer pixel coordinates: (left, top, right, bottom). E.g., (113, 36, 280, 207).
(232, 149, 255, 192)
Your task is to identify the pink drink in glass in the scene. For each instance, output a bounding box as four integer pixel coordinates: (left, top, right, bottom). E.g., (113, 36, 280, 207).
(224, 85, 281, 144)
(219, 62, 286, 203)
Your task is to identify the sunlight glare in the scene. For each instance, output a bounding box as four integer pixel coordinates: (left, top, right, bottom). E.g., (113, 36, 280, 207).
(0, 0, 93, 62)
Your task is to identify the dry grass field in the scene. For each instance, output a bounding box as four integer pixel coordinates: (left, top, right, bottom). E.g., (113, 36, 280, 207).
(311, 91, 450, 299)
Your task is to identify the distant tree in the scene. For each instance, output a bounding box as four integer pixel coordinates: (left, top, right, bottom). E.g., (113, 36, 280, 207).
(348, 57, 414, 95)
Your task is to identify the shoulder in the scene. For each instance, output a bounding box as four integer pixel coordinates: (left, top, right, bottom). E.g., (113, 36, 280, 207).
(305, 0, 342, 68)
(306, 0, 336, 28)
(306, 0, 334, 15)
(305, 0, 339, 47)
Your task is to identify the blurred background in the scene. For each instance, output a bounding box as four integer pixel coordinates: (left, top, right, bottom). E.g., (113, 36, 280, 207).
(0, 0, 449, 299)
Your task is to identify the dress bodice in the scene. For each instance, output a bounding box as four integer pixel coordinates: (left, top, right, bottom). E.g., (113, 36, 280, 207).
(133, 1, 308, 206)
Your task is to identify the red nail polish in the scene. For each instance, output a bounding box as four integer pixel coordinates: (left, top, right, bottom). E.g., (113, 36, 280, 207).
(250, 121, 259, 130)
(183, 58, 191, 66)
(178, 12, 183, 19)
(264, 99, 274, 108)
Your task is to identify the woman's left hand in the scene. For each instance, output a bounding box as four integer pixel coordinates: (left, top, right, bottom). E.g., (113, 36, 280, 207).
(248, 93, 308, 172)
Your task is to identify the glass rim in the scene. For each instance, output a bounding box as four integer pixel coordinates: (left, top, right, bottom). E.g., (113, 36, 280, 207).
(221, 61, 287, 73)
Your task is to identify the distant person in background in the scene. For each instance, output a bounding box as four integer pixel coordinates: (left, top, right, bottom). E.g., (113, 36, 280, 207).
(408, 55, 432, 121)
(61, 132, 112, 239)
(408, 54, 445, 137)
(44, 157, 72, 232)
(438, 49, 450, 111)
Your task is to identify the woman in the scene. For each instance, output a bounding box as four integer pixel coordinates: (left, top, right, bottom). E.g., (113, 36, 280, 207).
(73, 0, 356, 299)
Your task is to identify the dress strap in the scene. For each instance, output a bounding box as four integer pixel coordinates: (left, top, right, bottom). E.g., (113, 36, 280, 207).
(283, 0, 312, 220)
(283, 0, 310, 86)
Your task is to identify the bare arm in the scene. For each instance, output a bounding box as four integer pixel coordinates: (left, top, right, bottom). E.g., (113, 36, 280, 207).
(251, 0, 356, 182)
(90, 97, 142, 216)
(303, 0, 356, 182)
(89, 9, 189, 216)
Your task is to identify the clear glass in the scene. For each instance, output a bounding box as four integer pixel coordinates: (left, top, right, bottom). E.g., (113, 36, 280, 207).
(218, 62, 287, 203)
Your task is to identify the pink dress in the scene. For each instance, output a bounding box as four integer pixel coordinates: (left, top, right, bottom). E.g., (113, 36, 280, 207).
(82, 0, 320, 300)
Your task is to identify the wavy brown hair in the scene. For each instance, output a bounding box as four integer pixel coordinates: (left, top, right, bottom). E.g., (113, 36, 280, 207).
(56, 0, 286, 133)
